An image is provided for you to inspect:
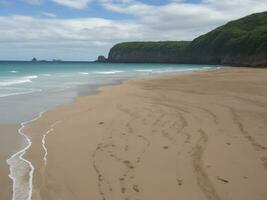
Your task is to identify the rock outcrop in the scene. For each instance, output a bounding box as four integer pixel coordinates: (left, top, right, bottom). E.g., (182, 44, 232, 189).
(95, 55, 107, 62)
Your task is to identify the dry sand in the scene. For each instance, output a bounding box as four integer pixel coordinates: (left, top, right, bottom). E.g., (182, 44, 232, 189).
(24, 68, 267, 200)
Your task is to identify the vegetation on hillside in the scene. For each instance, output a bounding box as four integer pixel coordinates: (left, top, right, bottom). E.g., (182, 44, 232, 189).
(108, 41, 190, 63)
(107, 11, 267, 67)
(189, 12, 267, 63)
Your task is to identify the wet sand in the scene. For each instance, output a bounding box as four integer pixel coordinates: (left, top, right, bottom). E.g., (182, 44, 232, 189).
(25, 68, 267, 200)
(0, 124, 21, 200)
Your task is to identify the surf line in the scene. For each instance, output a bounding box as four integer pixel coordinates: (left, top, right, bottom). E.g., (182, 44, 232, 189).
(42, 120, 62, 166)
(7, 112, 44, 200)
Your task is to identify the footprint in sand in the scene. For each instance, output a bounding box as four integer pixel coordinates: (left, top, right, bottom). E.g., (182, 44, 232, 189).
(121, 187, 126, 194)
(123, 160, 134, 169)
(163, 146, 169, 150)
(133, 185, 140, 192)
(125, 145, 129, 151)
(217, 176, 229, 183)
(177, 178, 183, 186)
(98, 122, 105, 125)
(261, 157, 267, 169)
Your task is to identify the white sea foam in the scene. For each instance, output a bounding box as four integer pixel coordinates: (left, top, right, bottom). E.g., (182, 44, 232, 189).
(201, 66, 213, 70)
(95, 70, 124, 74)
(25, 76, 38, 80)
(0, 79, 32, 87)
(135, 69, 154, 72)
(7, 112, 44, 200)
(150, 67, 210, 74)
(0, 88, 42, 98)
(79, 72, 89, 75)
(0, 75, 38, 86)
(42, 74, 51, 77)
(42, 121, 61, 166)
(134, 68, 197, 74)
(9, 70, 18, 73)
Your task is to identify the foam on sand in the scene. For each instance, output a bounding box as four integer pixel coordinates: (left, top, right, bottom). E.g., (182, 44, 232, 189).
(42, 121, 61, 166)
(6, 112, 44, 200)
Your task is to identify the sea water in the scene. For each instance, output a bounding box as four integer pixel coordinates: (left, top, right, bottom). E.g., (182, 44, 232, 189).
(0, 61, 220, 123)
(0, 61, 220, 200)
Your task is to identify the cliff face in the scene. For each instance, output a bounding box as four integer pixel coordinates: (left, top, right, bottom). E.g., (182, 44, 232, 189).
(108, 11, 267, 67)
(108, 41, 191, 64)
(95, 55, 107, 62)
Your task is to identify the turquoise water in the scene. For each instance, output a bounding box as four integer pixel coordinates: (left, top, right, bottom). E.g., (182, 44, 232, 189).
(0, 61, 220, 123)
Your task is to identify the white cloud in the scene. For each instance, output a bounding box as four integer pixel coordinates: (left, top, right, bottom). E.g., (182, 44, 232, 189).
(50, 0, 93, 9)
(40, 11, 57, 18)
(0, 15, 136, 43)
(1, 0, 267, 60)
(98, 0, 267, 39)
(0, 15, 143, 60)
(100, 0, 267, 25)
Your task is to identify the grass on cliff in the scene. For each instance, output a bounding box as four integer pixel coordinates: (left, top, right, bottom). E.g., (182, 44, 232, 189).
(190, 11, 267, 56)
(112, 41, 190, 51)
(111, 11, 267, 57)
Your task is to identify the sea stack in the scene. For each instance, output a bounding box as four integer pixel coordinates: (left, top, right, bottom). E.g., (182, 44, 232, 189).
(96, 55, 107, 62)
(31, 57, 37, 62)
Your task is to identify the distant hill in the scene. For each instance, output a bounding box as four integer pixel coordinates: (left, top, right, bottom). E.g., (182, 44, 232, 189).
(106, 11, 267, 67)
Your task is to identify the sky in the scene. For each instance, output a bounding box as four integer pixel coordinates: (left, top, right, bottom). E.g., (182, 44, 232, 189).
(0, 0, 267, 61)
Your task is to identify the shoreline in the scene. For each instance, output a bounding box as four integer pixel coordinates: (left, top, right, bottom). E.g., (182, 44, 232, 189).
(4, 66, 267, 200)
(23, 67, 267, 200)
(4, 67, 218, 200)
(0, 124, 20, 200)
(7, 112, 44, 200)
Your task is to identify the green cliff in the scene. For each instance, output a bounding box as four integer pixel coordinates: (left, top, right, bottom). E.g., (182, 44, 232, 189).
(108, 11, 267, 67)
(108, 41, 190, 63)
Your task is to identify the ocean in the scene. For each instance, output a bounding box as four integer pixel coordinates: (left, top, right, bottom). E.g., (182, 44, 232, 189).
(0, 61, 220, 200)
(0, 61, 220, 124)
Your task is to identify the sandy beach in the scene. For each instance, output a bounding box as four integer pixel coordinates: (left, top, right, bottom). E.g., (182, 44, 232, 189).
(21, 68, 267, 200)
